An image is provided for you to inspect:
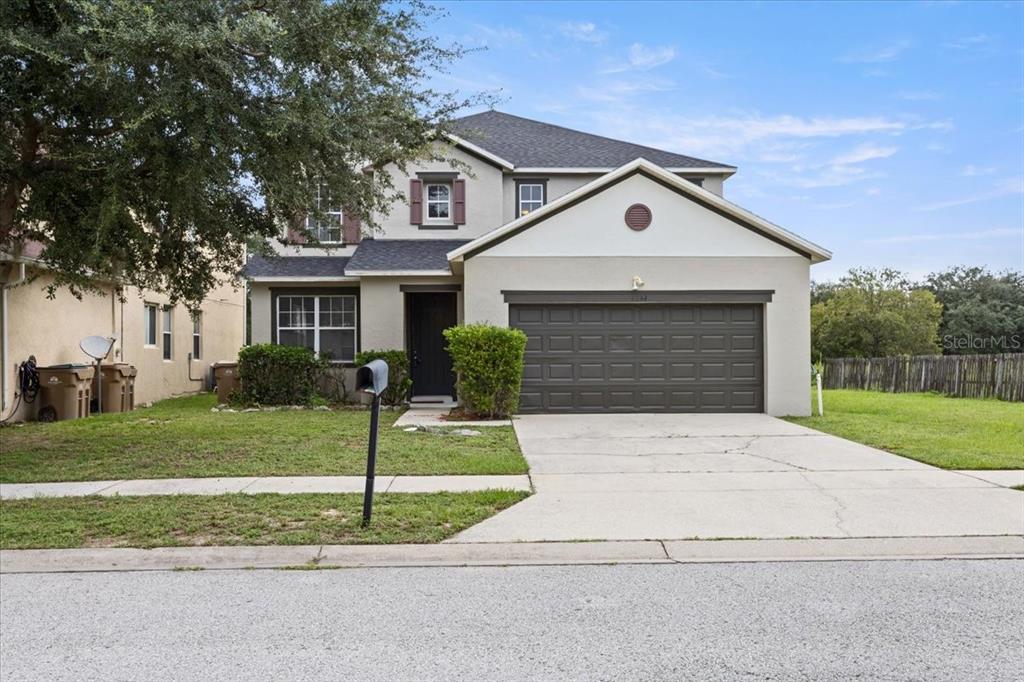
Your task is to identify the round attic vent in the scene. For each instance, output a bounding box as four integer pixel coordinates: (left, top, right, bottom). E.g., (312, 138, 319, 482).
(624, 203, 652, 231)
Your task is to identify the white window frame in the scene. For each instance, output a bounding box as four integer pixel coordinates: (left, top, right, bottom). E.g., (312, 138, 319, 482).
(425, 182, 452, 222)
(276, 294, 357, 363)
(192, 313, 202, 360)
(305, 184, 344, 243)
(161, 307, 173, 361)
(518, 183, 544, 216)
(144, 303, 158, 347)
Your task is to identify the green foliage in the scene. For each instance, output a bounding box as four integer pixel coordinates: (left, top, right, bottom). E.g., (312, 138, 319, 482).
(811, 268, 942, 360)
(237, 344, 327, 405)
(444, 325, 527, 419)
(1, 0, 487, 307)
(355, 349, 411, 406)
(924, 266, 1024, 355)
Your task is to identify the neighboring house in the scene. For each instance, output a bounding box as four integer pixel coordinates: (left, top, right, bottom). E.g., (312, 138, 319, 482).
(246, 110, 831, 416)
(0, 242, 244, 422)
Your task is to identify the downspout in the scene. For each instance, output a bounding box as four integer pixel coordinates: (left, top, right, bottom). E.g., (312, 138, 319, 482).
(1, 262, 28, 415)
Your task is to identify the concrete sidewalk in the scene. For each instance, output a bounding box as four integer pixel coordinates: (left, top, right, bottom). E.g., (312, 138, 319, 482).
(2, 535, 1021, 573)
(0, 475, 532, 500)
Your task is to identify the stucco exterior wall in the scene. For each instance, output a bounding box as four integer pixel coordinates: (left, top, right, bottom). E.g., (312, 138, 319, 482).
(1, 269, 244, 421)
(376, 145, 505, 240)
(460, 172, 813, 416)
(360, 277, 463, 351)
(464, 256, 810, 416)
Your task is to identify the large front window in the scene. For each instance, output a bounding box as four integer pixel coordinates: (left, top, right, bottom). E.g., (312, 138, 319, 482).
(426, 183, 451, 221)
(306, 185, 343, 243)
(277, 295, 357, 362)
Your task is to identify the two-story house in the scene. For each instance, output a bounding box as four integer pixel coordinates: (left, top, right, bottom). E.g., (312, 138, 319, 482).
(246, 110, 831, 416)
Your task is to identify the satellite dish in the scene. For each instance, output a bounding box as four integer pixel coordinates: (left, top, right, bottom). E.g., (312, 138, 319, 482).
(80, 336, 115, 361)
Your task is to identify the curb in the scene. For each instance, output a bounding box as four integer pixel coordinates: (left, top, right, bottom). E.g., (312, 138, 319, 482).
(2, 536, 1021, 574)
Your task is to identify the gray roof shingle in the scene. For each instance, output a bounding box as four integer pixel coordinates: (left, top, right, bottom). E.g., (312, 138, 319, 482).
(451, 111, 733, 170)
(244, 255, 351, 279)
(344, 239, 470, 273)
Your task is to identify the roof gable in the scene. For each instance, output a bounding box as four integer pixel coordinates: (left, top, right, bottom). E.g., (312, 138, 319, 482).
(448, 159, 832, 263)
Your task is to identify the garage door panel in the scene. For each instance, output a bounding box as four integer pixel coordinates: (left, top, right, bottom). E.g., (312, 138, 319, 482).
(510, 303, 763, 413)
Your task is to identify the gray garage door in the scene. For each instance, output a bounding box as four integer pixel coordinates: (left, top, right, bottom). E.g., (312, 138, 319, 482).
(510, 303, 764, 413)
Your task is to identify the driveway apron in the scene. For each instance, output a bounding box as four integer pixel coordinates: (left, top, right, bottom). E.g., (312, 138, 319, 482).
(451, 414, 1024, 542)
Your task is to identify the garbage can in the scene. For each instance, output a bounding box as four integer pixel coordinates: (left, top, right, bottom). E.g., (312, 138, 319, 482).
(212, 361, 240, 403)
(97, 364, 138, 413)
(36, 364, 95, 421)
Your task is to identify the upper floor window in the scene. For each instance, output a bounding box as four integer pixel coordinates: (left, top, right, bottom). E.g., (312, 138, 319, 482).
(426, 183, 451, 221)
(306, 184, 343, 243)
(518, 183, 545, 216)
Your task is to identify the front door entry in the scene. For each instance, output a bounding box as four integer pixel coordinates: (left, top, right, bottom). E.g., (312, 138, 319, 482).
(408, 292, 457, 398)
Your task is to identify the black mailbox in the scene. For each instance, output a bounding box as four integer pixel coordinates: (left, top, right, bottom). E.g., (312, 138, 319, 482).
(356, 359, 389, 396)
(356, 359, 389, 526)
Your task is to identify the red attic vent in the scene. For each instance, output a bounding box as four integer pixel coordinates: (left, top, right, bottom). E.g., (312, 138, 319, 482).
(624, 203, 652, 231)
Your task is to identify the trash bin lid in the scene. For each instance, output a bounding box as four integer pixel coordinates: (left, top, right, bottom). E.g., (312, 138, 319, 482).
(40, 363, 94, 369)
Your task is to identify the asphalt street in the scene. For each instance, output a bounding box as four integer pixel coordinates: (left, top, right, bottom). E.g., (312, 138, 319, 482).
(1, 559, 1021, 681)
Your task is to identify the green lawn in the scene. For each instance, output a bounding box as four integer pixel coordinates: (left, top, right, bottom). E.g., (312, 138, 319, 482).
(787, 390, 1024, 470)
(0, 491, 528, 549)
(0, 394, 527, 483)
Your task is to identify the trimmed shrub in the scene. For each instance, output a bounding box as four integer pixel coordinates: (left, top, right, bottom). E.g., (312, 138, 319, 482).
(354, 349, 412, 406)
(237, 344, 328, 405)
(443, 324, 527, 418)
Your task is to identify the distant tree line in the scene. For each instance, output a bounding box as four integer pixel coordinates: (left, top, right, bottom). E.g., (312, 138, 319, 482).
(811, 266, 1024, 360)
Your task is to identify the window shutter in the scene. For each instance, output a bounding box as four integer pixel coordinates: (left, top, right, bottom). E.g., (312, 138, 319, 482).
(409, 179, 423, 224)
(342, 211, 361, 244)
(453, 178, 466, 225)
(286, 213, 307, 245)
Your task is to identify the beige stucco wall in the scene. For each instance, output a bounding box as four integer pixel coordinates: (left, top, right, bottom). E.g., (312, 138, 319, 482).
(360, 277, 463, 351)
(376, 144, 505, 240)
(460, 172, 813, 416)
(1, 268, 244, 421)
(250, 277, 461, 354)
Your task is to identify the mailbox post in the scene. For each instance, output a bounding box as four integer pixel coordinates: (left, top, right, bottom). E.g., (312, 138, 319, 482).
(356, 359, 389, 526)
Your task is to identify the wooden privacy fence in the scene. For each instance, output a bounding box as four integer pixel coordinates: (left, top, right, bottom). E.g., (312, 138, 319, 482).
(822, 354, 1024, 402)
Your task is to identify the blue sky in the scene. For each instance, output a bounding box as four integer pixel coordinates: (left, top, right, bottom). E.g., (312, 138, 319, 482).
(426, 1, 1023, 280)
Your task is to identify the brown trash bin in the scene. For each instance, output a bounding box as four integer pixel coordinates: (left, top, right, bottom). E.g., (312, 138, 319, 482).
(36, 364, 95, 421)
(97, 364, 138, 413)
(212, 361, 240, 403)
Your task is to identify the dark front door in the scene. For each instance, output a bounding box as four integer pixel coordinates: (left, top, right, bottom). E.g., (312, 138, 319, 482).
(408, 292, 457, 397)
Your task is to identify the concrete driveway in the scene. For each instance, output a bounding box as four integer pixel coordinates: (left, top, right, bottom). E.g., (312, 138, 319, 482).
(452, 414, 1024, 542)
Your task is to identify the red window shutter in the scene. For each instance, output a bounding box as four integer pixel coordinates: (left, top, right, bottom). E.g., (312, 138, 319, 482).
(453, 179, 466, 225)
(409, 179, 423, 224)
(286, 215, 307, 245)
(342, 211, 361, 244)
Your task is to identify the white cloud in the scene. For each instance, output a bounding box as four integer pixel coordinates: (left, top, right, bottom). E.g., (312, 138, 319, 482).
(943, 33, 990, 50)
(961, 164, 997, 177)
(577, 77, 675, 103)
(467, 24, 523, 48)
(840, 40, 912, 63)
(559, 21, 608, 45)
(830, 144, 898, 165)
(865, 228, 1021, 244)
(866, 187, 882, 196)
(602, 43, 676, 73)
(915, 177, 1023, 211)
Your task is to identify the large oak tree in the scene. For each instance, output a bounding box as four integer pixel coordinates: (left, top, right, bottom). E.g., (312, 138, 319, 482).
(1, 0, 481, 306)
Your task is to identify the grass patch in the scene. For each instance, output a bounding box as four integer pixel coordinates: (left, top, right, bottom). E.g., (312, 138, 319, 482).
(0, 394, 527, 483)
(0, 490, 528, 549)
(787, 389, 1024, 469)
